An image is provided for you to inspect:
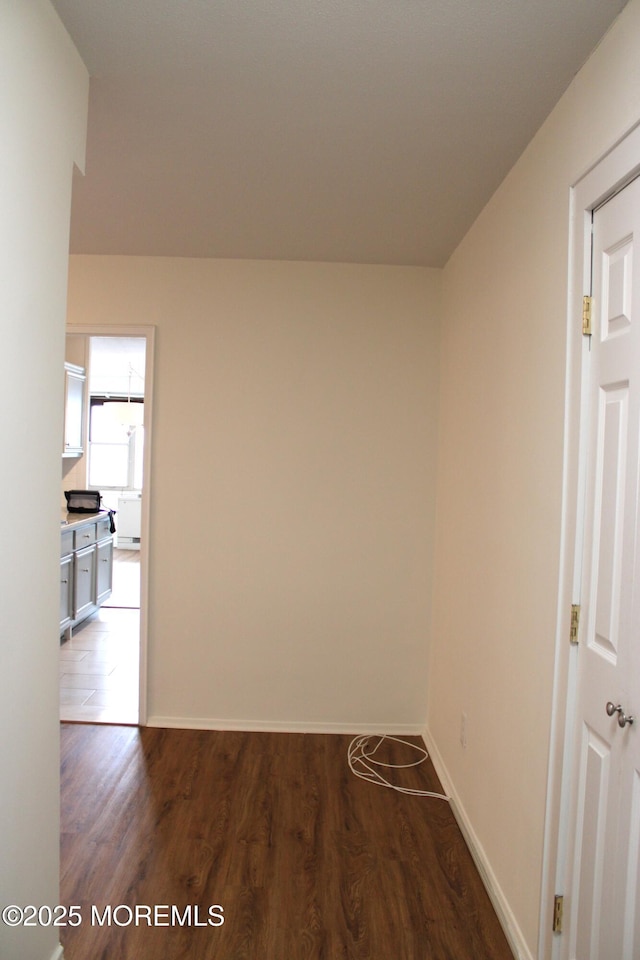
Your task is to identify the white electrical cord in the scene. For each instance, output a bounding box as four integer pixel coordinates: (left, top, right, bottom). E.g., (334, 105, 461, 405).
(347, 735, 449, 801)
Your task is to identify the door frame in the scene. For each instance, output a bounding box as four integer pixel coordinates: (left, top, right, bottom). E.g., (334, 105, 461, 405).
(66, 323, 155, 726)
(541, 121, 640, 960)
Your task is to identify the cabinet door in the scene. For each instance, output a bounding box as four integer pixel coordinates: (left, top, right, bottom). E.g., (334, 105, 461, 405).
(73, 544, 96, 619)
(60, 554, 73, 632)
(96, 537, 113, 605)
(63, 362, 86, 457)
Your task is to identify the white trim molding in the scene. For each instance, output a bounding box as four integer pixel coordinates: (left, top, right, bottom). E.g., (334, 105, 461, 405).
(147, 715, 425, 736)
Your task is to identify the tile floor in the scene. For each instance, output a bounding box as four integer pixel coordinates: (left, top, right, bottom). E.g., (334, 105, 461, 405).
(59, 551, 140, 724)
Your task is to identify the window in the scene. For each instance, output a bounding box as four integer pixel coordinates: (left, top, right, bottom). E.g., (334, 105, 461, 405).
(88, 398, 144, 490)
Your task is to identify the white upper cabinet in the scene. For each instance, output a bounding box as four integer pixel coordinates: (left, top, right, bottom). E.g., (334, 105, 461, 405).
(63, 361, 86, 458)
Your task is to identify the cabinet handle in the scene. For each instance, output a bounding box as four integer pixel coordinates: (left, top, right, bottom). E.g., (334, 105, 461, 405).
(61, 579, 68, 584)
(101, 558, 108, 563)
(81, 568, 89, 573)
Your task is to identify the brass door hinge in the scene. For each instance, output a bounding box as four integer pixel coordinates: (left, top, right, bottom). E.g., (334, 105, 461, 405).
(570, 605, 580, 645)
(582, 296, 593, 336)
(552, 894, 564, 934)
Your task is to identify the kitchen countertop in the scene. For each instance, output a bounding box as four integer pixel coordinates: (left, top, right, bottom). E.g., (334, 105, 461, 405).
(61, 510, 109, 530)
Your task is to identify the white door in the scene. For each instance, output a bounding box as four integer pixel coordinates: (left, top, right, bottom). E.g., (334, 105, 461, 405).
(564, 176, 640, 959)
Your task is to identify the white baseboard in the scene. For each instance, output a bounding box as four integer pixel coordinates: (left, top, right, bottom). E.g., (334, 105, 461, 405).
(422, 726, 534, 960)
(146, 715, 425, 736)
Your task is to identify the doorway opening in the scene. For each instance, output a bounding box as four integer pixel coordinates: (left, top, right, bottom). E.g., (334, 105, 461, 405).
(59, 327, 154, 726)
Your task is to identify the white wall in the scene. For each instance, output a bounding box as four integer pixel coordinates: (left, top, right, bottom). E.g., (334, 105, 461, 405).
(428, 2, 640, 957)
(66, 257, 441, 732)
(0, 3, 87, 960)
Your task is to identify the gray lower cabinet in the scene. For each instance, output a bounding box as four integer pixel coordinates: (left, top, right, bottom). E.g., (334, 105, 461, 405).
(60, 514, 114, 637)
(74, 543, 97, 620)
(60, 553, 73, 632)
(96, 536, 113, 604)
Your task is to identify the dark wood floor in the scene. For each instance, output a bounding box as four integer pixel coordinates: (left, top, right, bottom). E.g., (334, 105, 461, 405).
(60, 725, 514, 960)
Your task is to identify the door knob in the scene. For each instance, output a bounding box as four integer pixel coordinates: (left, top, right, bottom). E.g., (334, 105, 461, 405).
(606, 701, 635, 727)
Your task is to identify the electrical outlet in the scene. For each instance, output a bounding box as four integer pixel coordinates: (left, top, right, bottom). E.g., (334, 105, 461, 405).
(460, 712, 468, 749)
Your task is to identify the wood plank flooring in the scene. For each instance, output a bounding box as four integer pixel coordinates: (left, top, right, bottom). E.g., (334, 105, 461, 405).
(60, 725, 514, 960)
